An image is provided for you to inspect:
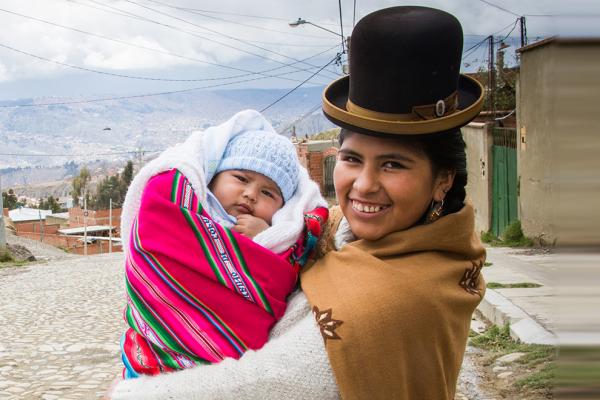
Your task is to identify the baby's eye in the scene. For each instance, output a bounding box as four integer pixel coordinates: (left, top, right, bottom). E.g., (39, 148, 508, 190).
(234, 174, 248, 182)
(261, 190, 275, 199)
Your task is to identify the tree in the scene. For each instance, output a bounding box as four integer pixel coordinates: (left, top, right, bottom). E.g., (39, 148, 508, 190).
(93, 175, 122, 210)
(71, 167, 91, 207)
(38, 196, 62, 213)
(121, 161, 134, 188)
(2, 189, 19, 210)
(90, 161, 134, 210)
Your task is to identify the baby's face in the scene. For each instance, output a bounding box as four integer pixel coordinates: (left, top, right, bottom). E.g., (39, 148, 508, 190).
(209, 170, 284, 225)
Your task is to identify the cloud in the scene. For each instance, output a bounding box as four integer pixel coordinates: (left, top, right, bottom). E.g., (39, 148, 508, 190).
(0, 0, 597, 90)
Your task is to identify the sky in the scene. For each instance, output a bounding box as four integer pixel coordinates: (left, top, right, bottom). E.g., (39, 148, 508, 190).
(0, 0, 598, 101)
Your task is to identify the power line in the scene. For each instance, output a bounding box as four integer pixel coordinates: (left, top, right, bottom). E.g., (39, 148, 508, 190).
(142, 0, 339, 41)
(261, 54, 339, 113)
(153, 3, 353, 30)
(524, 13, 600, 18)
(494, 19, 520, 44)
(277, 103, 323, 134)
(70, 0, 335, 79)
(0, 68, 330, 109)
(338, 0, 345, 53)
(0, 6, 341, 85)
(0, 40, 336, 85)
(476, 0, 521, 18)
(0, 149, 162, 157)
(120, 0, 340, 79)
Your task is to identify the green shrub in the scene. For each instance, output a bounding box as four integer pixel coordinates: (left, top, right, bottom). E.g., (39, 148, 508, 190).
(480, 231, 499, 244)
(502, 221, 534, 246)
(0, 250, 13, 263)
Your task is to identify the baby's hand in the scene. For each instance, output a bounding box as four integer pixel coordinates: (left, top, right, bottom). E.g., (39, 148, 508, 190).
(233, 214, 270, 238)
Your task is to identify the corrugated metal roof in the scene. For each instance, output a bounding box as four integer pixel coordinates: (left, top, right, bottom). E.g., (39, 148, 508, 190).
(8, 207, 53, 222)
(58, 225, 113, 235)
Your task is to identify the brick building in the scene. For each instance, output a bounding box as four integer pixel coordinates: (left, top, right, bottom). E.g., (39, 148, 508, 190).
(295, 139, 339, 199)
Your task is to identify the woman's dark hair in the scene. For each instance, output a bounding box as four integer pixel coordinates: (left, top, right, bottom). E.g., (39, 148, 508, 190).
(339, 128, 467, 216)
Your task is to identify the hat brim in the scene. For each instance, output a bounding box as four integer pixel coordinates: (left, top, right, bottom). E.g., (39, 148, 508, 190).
(322, 74, 484, 135)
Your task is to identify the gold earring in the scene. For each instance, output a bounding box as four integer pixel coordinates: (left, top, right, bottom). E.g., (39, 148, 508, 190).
(426, 199, 444, 224)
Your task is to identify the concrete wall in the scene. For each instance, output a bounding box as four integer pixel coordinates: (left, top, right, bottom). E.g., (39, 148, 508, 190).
(17, 231, 122, 254)
(517, 39, 600, 245)
(517, 40, 557, 243)
(463, 122, 493, 235)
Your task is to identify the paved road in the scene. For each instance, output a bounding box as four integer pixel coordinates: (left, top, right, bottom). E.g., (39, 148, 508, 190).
(0, 236, 492, 399)
(0, 252, 125, 399)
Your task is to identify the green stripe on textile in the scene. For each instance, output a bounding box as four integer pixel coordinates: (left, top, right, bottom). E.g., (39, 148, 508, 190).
(171, 170, 181, 204)
(225, 229, 273, 316)
(181, 208, 227, 286)
(135, 214, 248, 351)
(125, 281, 191, 356)
(154, 342, 210, 368)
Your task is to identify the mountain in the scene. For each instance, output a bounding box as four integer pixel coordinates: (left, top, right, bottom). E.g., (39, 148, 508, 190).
(0, 86, 336, 188)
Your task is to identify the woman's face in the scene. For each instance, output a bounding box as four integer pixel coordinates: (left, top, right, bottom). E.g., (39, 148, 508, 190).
(334, 132, 453, 241)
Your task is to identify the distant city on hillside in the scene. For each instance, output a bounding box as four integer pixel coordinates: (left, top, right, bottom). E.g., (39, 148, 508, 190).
(0, 86, 335, 190)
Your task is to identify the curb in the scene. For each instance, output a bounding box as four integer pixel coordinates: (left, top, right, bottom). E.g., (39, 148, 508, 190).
(477, 289, 557, 345)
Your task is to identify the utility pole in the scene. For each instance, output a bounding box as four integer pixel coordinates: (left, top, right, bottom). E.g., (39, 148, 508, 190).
(38, 209, 44, 242)
(488, 35, 496, 117)
(109, 198, 112, 254)
(83, 192, 88, 256)
(137, 148, 144, 173)
(0, 174, 7, 256)
(519, 16, 528, 48)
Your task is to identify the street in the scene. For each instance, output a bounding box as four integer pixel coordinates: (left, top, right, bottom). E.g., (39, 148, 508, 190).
(0, 238, 497, 399)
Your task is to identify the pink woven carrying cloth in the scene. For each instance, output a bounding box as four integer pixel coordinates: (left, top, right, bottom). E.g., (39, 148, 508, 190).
(121, 169, 327, 377)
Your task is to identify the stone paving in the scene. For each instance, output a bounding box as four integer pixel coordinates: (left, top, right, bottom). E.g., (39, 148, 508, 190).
(0, 235, 492, 399)
(0, 252, 125, 399)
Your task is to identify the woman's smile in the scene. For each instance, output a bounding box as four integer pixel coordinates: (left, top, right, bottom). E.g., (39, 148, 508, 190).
(350, 199, 390, 215)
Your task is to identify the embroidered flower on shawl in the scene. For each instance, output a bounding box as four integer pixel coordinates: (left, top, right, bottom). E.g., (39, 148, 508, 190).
(313, 306, 343, 342)
(460, 260, 483, 296)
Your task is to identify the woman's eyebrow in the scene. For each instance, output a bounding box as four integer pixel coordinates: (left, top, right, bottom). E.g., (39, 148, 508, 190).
(338, 149, 362, 157)
(376, 153, 415, 163)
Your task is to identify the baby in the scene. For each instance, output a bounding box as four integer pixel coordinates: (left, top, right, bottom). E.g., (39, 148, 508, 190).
(120, 110, 327, 377)
(205, 130, 299, 238)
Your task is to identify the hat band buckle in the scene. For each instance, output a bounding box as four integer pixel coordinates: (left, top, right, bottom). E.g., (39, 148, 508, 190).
(346, 91, 458, 122)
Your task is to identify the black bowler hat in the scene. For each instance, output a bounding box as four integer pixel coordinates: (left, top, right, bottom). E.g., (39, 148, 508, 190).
(323, 6, 484, 135)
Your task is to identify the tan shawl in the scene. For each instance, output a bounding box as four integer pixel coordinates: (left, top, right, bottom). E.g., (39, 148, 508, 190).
(301, 203, 486, 400)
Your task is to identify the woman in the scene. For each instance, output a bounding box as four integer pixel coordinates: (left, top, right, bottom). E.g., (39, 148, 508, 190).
(110, 6, 485, 400)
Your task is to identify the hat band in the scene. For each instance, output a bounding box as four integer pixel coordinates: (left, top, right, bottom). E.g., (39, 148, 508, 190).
(346, 91, 458, 122)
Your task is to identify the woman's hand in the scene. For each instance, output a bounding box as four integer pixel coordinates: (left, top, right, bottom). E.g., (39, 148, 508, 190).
(233, 214, 270, 238)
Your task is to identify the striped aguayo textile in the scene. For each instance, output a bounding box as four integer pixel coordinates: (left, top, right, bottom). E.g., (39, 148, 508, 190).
(121, 169, 327, 377)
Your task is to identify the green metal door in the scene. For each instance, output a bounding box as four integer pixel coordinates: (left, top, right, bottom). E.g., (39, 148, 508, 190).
(323, 155, 336, 198)
(491, 128, 518, 237)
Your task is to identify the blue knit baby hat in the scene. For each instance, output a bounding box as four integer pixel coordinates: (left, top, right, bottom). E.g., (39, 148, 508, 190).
(214, 130, 299, 201)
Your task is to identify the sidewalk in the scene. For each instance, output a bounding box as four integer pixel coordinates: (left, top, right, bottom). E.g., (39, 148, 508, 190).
(478, 246, 557, 345)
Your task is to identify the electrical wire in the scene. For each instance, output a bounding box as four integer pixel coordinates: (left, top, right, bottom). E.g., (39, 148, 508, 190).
(338, 0, 345, 53)
(277, 102, 323, 134)
(69, 0, 340, 79)
(0, 149, 163, 157)
(0, 67, 332, 109)
(494, 19, 519, 44)
(142, 0, 338, 41)
(0, 38, 337, 85)
(261, 55, 339, 113)
(0, 6, 344, 85)
(476, 0, 521, 18)
(119, 0, 341, 79)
